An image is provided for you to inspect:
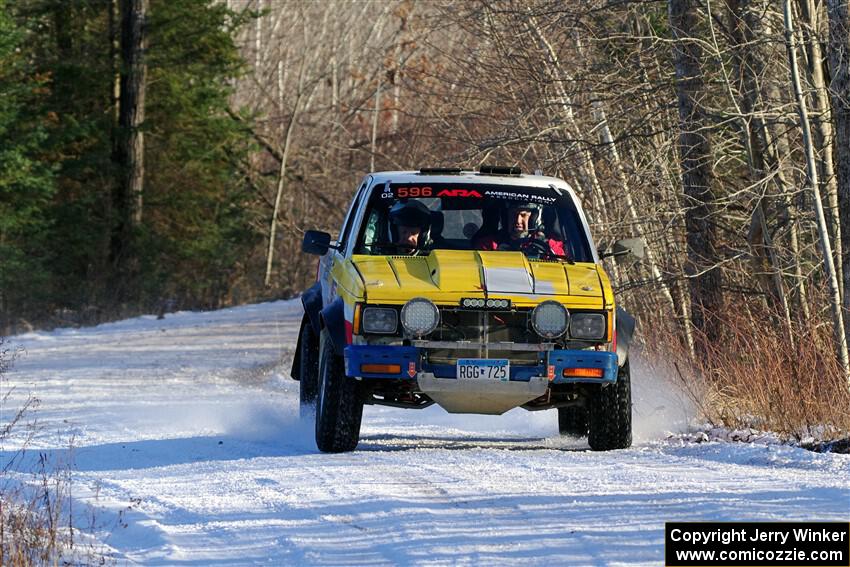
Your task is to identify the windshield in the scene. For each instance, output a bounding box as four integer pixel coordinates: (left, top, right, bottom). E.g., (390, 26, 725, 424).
(354, 182, 593, 262)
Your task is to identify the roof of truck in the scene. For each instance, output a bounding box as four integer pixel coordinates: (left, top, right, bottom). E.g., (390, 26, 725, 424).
(368, 170, 575, 192)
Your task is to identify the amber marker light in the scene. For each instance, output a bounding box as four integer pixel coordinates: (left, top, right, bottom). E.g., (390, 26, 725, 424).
(353, 303, 362, 334)
(563, 368, 604, 378)
(361, 364, 401, 374)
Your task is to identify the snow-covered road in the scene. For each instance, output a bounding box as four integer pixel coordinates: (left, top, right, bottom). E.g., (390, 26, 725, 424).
(3, 300, 848, 565)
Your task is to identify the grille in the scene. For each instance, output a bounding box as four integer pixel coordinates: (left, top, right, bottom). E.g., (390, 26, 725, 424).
(426, 308, 538, 366)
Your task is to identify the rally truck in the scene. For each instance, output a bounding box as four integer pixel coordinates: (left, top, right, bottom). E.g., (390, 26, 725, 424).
(291, 167, 638, 453)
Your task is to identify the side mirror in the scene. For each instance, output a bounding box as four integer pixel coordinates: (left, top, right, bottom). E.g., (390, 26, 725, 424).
(302, 230, 337, 255)
(601, 237, 645, 260)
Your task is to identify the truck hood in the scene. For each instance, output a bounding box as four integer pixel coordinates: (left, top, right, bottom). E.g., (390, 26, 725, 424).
(350, 250, 605, 307)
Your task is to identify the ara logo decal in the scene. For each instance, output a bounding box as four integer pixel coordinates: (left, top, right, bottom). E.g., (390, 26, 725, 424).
(548, 365, 555, 381)
(436, 189, 483, 198)
(408, 362, 417, 378)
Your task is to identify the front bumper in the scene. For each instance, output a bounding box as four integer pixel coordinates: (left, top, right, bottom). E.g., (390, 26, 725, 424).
(343, 344, 618, 384)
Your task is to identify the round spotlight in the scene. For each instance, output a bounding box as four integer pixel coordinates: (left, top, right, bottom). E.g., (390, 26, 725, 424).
(401, 297, 440, 337)
(531, 300, 568, 339)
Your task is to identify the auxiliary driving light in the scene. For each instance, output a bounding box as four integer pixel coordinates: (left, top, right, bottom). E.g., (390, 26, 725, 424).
(531, 300, 568, 339)
(461, 297, 511, 309)
(400, 297, 439, 337)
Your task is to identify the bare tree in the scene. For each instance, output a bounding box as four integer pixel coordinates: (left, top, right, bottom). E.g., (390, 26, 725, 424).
(784, 0, 850, 381)
(721, 0, 793, 342)
(825, 0, 850, 342)
(799, 0, 843, 298)
(669, 0, 724, 348)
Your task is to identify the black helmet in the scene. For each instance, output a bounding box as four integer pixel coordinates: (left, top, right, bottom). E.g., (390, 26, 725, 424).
(389, 200, 431, 229)
(504, 201, 542, 233)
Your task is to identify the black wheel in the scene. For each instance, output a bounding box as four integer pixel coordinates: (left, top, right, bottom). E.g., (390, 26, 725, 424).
(558, 407, 588, 437)
(587, 360, 632, 451)
(298, 320, 320, 419)
(315, 329, 363, 453)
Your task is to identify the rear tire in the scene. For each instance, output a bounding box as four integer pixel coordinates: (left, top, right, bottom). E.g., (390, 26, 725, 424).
(298, 321, 320, 420)
(558, 407, 588, 437)
(315, 330, 363, 453)
(587, 360, 632, 451)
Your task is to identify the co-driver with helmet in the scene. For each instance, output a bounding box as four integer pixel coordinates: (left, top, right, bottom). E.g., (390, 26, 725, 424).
(475, 201, 566, 257)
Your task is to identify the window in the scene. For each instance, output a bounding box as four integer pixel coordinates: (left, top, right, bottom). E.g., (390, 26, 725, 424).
(337, 179, 368, 251)
(354, 183, 592, 261)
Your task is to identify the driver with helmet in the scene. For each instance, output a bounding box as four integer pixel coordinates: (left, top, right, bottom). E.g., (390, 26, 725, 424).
(475, 201, 566, 256)
(388, 200, 432, 255)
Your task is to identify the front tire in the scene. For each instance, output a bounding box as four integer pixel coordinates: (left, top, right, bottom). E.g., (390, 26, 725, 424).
(587, 360, 632, 451)
(298, 320, 320, 419)
(315, 329, 363, 453)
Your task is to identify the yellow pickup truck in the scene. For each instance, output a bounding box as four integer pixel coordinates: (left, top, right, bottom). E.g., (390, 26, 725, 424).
(292, 167, 638, 452)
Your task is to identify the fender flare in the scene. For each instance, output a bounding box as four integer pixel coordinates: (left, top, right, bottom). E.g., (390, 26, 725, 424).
(301, 282, 323, 335)
(320, 298, 347, 356)
(615, 306, 636, 367)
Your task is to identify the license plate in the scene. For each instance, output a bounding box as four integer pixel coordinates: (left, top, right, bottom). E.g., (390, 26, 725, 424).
(456, 359, 510, 381)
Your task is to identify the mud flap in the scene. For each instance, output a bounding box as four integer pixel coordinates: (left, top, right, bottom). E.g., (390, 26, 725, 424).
(290, 316, 307, 380)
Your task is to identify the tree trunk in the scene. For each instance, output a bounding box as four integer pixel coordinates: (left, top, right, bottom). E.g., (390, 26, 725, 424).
(370, 75, 381, 172)
(761, 84, 811, 321)
(112, 0, 148, 293)
(724, 0, 794, 342)
(263, 104, 299, 288)
(669, 0, 724, 349)
(825, 0, 850, 344)
(264, 22, 310, 288)
(784, 0, 850, 381)
(800, 0, 843, 298)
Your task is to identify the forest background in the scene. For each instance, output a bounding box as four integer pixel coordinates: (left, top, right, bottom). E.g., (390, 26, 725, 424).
(1, 0, 849, 437)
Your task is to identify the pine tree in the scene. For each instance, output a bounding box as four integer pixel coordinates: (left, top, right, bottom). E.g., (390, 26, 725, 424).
(0, 1, 55, 330)
(133, 0, 259, 309)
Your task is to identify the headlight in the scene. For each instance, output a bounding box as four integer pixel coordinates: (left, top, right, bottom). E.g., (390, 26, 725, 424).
(531, 300, 568, 339)
(362, 307, 398, 334)
(400, 298, 439, 336)
(570, 313, 607, 340)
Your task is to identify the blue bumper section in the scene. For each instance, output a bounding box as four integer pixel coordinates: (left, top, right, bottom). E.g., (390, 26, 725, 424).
(550, 350, 619, 384)
(344, 345, 619, 384)
(344, 345, 420, 379)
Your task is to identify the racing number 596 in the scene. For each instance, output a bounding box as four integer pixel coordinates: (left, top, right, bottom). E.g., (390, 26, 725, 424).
(396, 187, 432, 198)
